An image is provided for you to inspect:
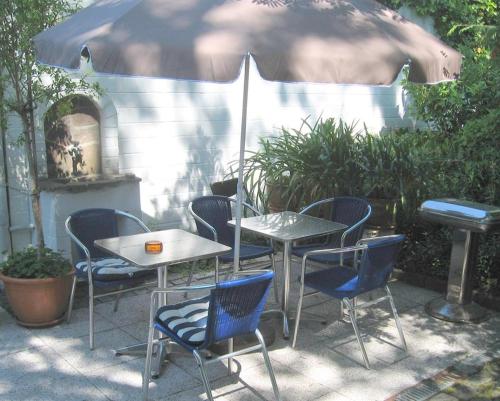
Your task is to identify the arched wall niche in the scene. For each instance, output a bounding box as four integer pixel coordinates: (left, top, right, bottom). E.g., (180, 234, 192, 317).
(43, 93, 120, 179)
(44, 95, 101, 179)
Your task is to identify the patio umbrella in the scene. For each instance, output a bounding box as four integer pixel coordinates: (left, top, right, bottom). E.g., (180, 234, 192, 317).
(33, 0, 461, 271)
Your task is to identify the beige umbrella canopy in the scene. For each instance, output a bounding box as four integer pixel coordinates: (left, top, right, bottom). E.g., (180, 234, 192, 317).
(34, 0, 461, 84)
(33, 0, 461, 270)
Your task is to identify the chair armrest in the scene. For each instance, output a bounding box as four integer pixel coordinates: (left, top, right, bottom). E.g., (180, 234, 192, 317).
(356, 234, 402, 246)
(303, 244, 367, 260)
(300, 244, 367, 283)
(340, 204, 372, 247)
(115, 210, 151, 233)
(228, 198, 262, 216)
(65, 216, 93, 283)
(299, 197, 335, 215)
(188, 202, 218, 242)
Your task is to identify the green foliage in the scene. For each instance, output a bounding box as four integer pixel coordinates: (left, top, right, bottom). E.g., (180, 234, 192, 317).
(241, 118, 500, 294)
(240, 117, 363, 211)
(0, 0, 100, 250)
(0, 247, 72, 279)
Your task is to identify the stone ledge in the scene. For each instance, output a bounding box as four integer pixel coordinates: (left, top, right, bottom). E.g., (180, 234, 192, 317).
(39, 174, 141, 193)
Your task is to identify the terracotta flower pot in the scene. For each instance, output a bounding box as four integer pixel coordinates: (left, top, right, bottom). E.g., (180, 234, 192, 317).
(0, 270, 75, 327)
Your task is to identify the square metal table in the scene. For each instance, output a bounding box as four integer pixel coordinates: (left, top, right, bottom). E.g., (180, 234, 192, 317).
(229, 211, 346, 338)
(94, 229, 231, 377)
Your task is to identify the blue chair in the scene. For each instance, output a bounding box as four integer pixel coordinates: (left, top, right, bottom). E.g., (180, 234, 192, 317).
(292, 197, 371, 265)
(188, 195, 279, 302)
(292, 235, 408, 369)
(142, 270, 281, 401)
(65, 208, 156, 349)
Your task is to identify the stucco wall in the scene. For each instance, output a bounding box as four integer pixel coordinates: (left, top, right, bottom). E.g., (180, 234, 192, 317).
(90, 60, 416, 231)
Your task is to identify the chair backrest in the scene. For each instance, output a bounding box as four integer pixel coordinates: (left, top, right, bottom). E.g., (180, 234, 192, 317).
(328, 197, 371, 247)
(68, 208, 119, 259)
(203, 271, 273, 346)
(356, 235, 405, 293)
(210, 178, 238, 197)
(191, 196, 234, 246)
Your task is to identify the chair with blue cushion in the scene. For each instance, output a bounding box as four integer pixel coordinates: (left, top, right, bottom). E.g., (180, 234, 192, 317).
(65, 208, 156, 349)
(188, 195, 279, 302)
(292, 197, 371, 266)
(142, 270, 281, 401)
(292, 235, 408, 369)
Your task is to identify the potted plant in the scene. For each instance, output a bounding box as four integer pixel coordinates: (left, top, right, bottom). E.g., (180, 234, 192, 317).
(0, 247, 74, 327)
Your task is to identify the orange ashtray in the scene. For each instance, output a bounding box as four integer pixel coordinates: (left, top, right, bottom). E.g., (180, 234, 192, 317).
(145, 240, 163, 254)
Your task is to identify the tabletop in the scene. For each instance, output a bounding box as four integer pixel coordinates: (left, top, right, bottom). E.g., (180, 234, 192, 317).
(228, 211, 347, 242)
(94, 229, 231, 268)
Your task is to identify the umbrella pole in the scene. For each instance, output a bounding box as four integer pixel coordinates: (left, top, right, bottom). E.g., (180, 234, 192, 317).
(228, 52, 250, 377)
(233, 53, 250, 274)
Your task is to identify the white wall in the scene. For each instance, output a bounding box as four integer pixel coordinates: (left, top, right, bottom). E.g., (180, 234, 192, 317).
(87, 59, 415, 230)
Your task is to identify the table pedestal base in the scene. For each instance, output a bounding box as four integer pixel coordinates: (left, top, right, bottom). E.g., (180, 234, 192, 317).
(425, 297, 489, 323)
(114, 341, 169, 379)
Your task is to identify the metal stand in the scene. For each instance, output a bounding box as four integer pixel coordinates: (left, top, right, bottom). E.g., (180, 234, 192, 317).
(426, 229, 489, 323)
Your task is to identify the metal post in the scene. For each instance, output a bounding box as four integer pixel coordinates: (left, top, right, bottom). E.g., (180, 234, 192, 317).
(234, 53, 251, 273)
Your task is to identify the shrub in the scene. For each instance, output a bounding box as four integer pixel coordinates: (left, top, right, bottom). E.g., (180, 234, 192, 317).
(0, 247, 73, 279)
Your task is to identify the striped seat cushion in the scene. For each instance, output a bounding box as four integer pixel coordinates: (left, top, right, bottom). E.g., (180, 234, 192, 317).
(75, 258, 152, 282)
(155, 296, 209, 346)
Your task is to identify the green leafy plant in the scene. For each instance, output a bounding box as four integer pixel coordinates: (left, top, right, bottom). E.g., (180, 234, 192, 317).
(0, 247, 72, 279)
(240, 117, 363, 211)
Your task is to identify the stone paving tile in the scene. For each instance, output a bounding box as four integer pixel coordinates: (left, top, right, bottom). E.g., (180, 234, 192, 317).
(31, 307, 115, 346)
(156, 384, 209, 401)
(332, 335, 408, 368)
(94, 292, 151, 326)
(226, 359, 334, 401)
(170, 346, 266, 383)
(385, 281, 442, 306)
(47, 327, 143, 374)
(0, 345, 107, 401)
(86, 358, 201, 401)
(0, 321, 45, 357)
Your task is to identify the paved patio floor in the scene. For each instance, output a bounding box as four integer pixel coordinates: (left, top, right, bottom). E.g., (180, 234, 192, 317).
(1, 259, 499, 401)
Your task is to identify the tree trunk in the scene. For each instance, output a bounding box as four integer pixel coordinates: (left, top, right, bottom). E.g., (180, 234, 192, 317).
(22, 78, 45, 250)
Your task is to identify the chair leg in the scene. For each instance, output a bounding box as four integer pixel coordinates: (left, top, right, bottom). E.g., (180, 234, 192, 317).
(227, 338, 234, 375)
(184, 261, 196, 298)
(385, 285, 407, 352)
(89, 285, 95, 350)
(113, 287, 123, 312)
(344, 298, 370, 369)
(291, 274, 306, 348)
(142, 324, 156, 401)
(256, 329, 282, 401)
(193, 350, 215, 401)
(270, 254, 280, 305)
(66, 275, 77, 323)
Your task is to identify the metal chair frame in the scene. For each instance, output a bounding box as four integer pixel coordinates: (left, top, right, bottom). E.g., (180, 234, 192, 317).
(292, 235, 408, 369)
(299, 197, 372, 250)
(188, 196, 279, 303)
(142, 271, 282, 401)
(65, 209, 156, 350)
